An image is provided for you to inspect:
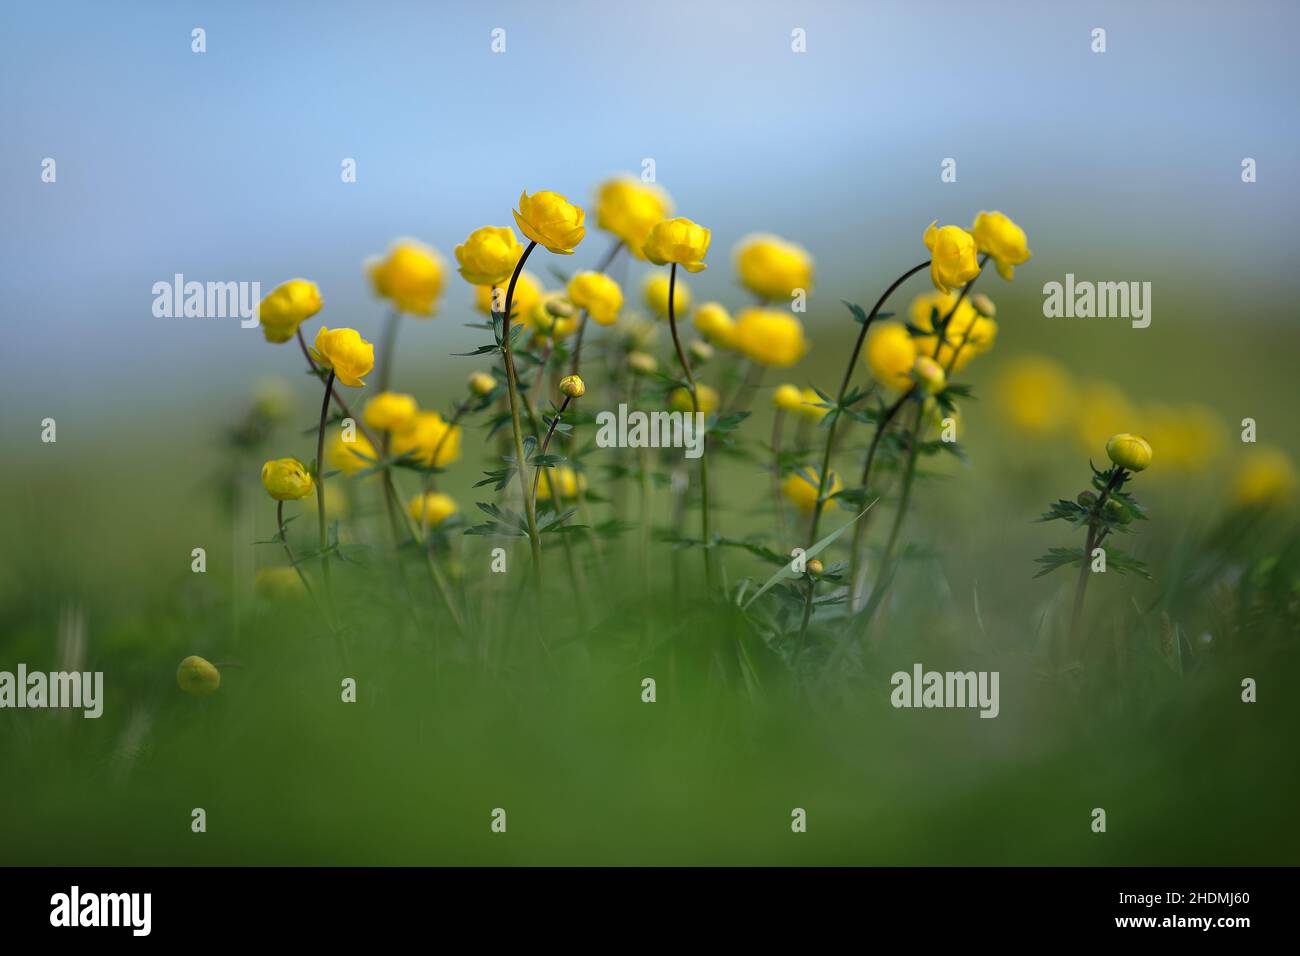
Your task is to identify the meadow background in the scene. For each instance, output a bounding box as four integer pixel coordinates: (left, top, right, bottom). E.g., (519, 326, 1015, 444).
(2, 0, 1298, 864)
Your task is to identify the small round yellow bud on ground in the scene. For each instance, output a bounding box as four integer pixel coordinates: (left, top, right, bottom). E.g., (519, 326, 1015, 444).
(261, 458, 314, 500)
(923, 221, 981, 294)
(559, 374, 586, 398)
(781, 470, 842, 512)
(536, 466, 588, 501)
(408, 491, 457, 528)
(566, 271, 623, 326)
(972, 211, 1031, 281)
(254, 566, 305, 600)
(913, 355, 947, 395)
(643, 272, 690, 318)
(392, 412, 462, 468)
(643, 217, 711, 273)
(734, 233, 814, 301)
(366, 240, 445, 316)
(670, 384, 719, 416)
(864, 323, 918, 392)
(807, 558, 824, 576)
(469, 371, 497, 396)
(454, 226, 523, 286)
(627, 351, 658, 375)
(732, 308, 808, 367)
(363, 392, 418, 433)
(970, 293, 996, 318)
(1106, 433, 1153, 472)
(773, 384, 803, 412)
(514, 190, 586, 255)
(310, 326, 374, 387)
(258, 279, 323, 344)
(689, 340, 714, 364)
(177, 656, 220, 697)
(693, 302, 735, 348)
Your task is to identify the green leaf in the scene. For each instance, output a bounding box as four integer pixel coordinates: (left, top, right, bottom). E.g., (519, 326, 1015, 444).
(742, 504, 876, 610)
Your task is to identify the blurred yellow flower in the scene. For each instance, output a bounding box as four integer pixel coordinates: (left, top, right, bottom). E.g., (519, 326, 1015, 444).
(864, 322, 918, 392)
(253, 566, 306, 601)
(693, 302, 735, 348)
(1106, 433, 1153, 472)
(798, 387, 829, 422)
(994, 356, 1076, 435)
(595, 177, 672, 257)
(773, 384, 803, 412)
(392, 411, 462, 468)
(644, 272, 690, 318)
(734, 233, 814, 301)
(670, 383, 719, 416)
(514, 190, 586, 255)
(909, 291, 996, 369)
(732, 308, 808, 367)
(1140, 404, 1225, 471)
(627, 351, 658, 375)
(972, 211, 1031, 281)
(311, 326, 374, 387)
(1075, 381, 1136, 452)
(363, 391, 418, 433)
(261, 457, 314, 501)
(176, 656, 220, 697)
(781, 469, 842, 512)
(536, 465, 588, 501)
(567, 271, 623, 325)
(469, 371, 497, 396)
(454, 226, 523, 286)
(643, 217, 711, 273)
(366, 240, 445, 316)
(923, 221, 980, 295)
(913, 356, 947, 395)
(328, 430, 377, 475)
(1233, 447, 1298, 508)
(528, 292, 579, 339)
(258, 279, 322, 344)
(474, 270, 542, 320)
(408, 491, 458, 528)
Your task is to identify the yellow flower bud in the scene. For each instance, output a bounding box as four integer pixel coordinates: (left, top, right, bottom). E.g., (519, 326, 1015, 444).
(328, 430, 377, 475)
(923, 221, 981, 295)
(528, 293, 578, 339)
(365, 240, 445, 316)
(454, 226, 523, 287)
(311, 326, 374, 387)
(363, 391, 418, 433)
(258, 279, 322, 344)
(781, 469, 842, 512)
(392, 411, 461, 468)
(773, 383, 803, 412)
(692, 302, 735, 348)
(627, 351, 658, 376)
(595, 177, 672, 256)
(1233, 447, 1298, 508)
(734, 233, 814, 301)
(536, 465, 587, 501)
(970, 292, 996, 318)
(261, 457, 314, 500)
(732, 308, 808, 367)
(514, 190, 586, 255)
(566, 271, 623, 326)
(1106, 433, 1153, 472)
(689, 340, 714, 365)
(971, 211, 1031, 281)
(469, 371, 497, 396)
(669, 383, 719, 416)
(473, 271, 542, 319)
(643, 217, 711, 273)
(863, 322, 917, 392)
(644, 272, 690, 318)
(254, 566, 306, 600)
(408, 491, 457, 528)
(176, 655, 220, 697)
(559, 374, 586, 398)
(806, 558, 824, 576)
(913, 355, 947, 395)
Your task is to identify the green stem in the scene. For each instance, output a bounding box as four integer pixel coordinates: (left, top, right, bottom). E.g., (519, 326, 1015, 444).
(501, 240, 543, 588)
(315, 369, 336, 602)
(1067, 470, 1125, 658)
(530, 395, 572, 516)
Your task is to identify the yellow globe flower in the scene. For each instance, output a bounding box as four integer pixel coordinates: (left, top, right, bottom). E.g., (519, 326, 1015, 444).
(366, 240, 445, 316)
(644, 217, 711, 273)
(972, 211, 1031, 281)
(253, 566, 306, 600)
(261, 457, 315, 501)
(363, 391, 418, 433)
(258, 279, 322, 344)
(732, 308, 808, 367)
(392, 411, 462, 467)
(692, 302, 735, 348)
(514, 190, 586, 255)
(644, 272, 690, 318)
(864, 322, 917, 391)
(177, 656, 220, 697)
(595, 177, 672, 257)
(469, 371, 497, 396)
(781, 469, 842, 512)
(670, 383, 719, 416)
(734, 233, 814, 301)
(908, 291, 995, 367)
(994, 356, 1076, 435)
(1233, 447, 1298, 508)
(566, 271, 623, 325)
(408, 491, 458, 528)
(454, 226, 523, 286)
(923, 221, 981, 295)
(311, 326, 374, 387)
(559, 374, 586, 398)
(536, 465, 587, 501)
(773, 384, 803, 412)
(328, 430, 377, 475)
(1106, 433, 1153, 472)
